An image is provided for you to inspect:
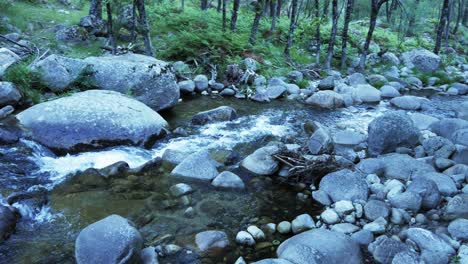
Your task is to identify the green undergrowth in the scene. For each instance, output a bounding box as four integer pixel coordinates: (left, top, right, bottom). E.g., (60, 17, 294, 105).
(3, 58, 45, 104)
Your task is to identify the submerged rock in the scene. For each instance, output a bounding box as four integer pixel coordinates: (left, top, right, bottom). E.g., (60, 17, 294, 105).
(192, 106, 237, 125)
(171, 150, 219, 181)
(195, 230, 230, 253)
(17, 90, 168, 154)
(0, 205, 20, 242)
(211, 171, 245, 189)
(75, 214, 143, 264)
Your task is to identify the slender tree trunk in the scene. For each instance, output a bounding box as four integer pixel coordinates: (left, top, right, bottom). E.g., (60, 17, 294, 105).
(341, 0, 354, 69)
(452, 0, 463, 34)
(444, 0, 454, 50)
(181, 0, 185, 10)
(201, 0, 208, 10)
(322, 0, 330, 20)
(217, 0, 222, 12)
(407, 0, 420, 36)
(270, 0, 276, 17)
(277, 0, 282, 17)
(231, 0, 240, 31)
(434, 0, 450, 54)
(270, 0, 278, 36)
(324, 0, 338, 69)
(463, 0, 468, 25)
(136, 0, 153, 56)
(284, 0, 298, 57)
(314, 0, 321, 64)
(130, 0, 137, 42)
(358, 0, 387, 71)
(106, 2, 116, 55)
(90, 0, 103, 20)
(250, 0, 264, 45)
(222, 0, 227, 31)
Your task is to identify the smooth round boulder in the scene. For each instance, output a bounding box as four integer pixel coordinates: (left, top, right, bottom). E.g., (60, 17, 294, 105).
(448, 218, 468, 241)
(364, 200, 390, 221)
(171, 150, 219, 181)
(402, 49, 441, 72)
(16, 90, 168, 154)
(75, 214, 143, 264)
(277, 229, 362, 264)
(211, 171, 245, 189)
(319, 169, 368, 202)
(191, 106, 237, 125)
(367, 112, 420, 156)
(305, 90, 344, 109)
(241, 144, 282, 175)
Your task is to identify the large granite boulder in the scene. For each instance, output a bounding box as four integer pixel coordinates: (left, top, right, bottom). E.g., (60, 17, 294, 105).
(16, 90, 168, 154)
(402, 49, 441, 73)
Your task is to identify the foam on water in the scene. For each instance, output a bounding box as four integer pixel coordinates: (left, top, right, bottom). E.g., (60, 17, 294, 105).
(30, 110, 299, 186)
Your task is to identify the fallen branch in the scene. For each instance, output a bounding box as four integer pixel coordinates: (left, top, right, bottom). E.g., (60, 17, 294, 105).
(0, 35, 34, 54)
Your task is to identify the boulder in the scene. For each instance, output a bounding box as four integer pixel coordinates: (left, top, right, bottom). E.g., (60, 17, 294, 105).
(178, 80, 195, 94)
(307, 122, 333, 154)
(194, 75, 209, 92)
(447, 218, 468, 241)
(402, 49, 441, 72)
(380, 85, 400, 98)
(291, 214, 315, 234)
(368, 112, 420, 156)
(407, 178, 441, 210)
(171, 150, 219, 181)
(0, 205, 19, 242)
(16, 90, 168, 153)
(287, 71, 303, 82)
(391, 251, 422, 264)
(211, 171, 245, 189)
(406, 228, 455, 264)
(0, 82, 21, 107)
(367, 74, 388, 87)
(368, 236, 411, 264)
(353, 84, 381, 103)
(276, 229, 362, 264)
(429, 118, 468, 141)
(318, 76, 335, 90)
(382, 52, 400, 66)
(32, 54, 87, 92)
(305, 90, 344, 109)
(83, 53, 179, 111)
(408, 113, 439, 130)
(265, 85, 287, 99)
(388, 191, 422, 212)
(55, 25, 88, 43)
(445, 194, 468, 219)
(195, 230, 229, 253)
(241, 144, 283, 175)
(0, 48, 20, 79)
(364, 200, 390, 221)
(192, 106, 237, 125)
(451, 83, 468, 95)
(319, 169, 368, 202)
(75, 215, 143, 264)
(390, 96, 429, 110)
(347, 73, 367, 86)
(412, 171, 457, 196)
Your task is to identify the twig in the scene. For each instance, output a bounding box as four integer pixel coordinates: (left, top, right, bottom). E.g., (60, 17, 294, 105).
(0, 35, 34, 54)
(30, 48, 50, 67)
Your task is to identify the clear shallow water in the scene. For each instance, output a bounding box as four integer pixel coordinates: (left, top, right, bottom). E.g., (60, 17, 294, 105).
(0, 94, 464, 263)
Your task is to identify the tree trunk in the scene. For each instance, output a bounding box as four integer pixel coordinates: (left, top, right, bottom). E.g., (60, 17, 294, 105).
(270, 0, 277, 36)
(324, 0, 338, 69)
(106, 2, 116, 55)
(217, 0, 222, 12)
(250, 0, 264, 45)
(407, 0, 420, 36)
(89, 0, 103, 20)
(284, 0, 298, 57)
(434, 0, 450, 54)
(314, 0, 321, 64)
(277, 0, 282, 17)
(181, 0, 185, 10)
(341, 0, 354, 69)
(358, 0, 387, 71)
(270, 0, 276, 17)
(463, 0, 468, 25)
(322, 0, 330, 20)
(136, 0, 154, 56)
(452, 0, 463, 34)
(444, 0, 454, 50)
(130, 0, 137, 42)
(231, 0, 240, 31)
(222, 0, 227, 31)
(201, 0, 208, 10)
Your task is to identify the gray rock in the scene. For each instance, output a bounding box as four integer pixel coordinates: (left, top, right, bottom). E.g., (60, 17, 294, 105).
(380, 85, 401, 98)
(247, 225, 265, 240)
(351, 229, 374, 245)
(364, 200, 390, 221)
(368, 112, 420, 156)
(178, 80, 195, 94)
(391, 251, 422, 264)
(333, 130, 366, 146)
(195, 230, 229, 253)
(368, 236, 411, 264)
(382, 52, 400, 66)
(0, 82, 21, 107)
(331, 223, 360, 234)
(353, 84, 381, 103)
(453, 128, 468, 146)
(448, 218, 468, 241)
(414, 171, 457, 196)
(347, 73, 367, 86)
(0, 105, 14, 119)
(445, 194, 468, 219)
(390, 96, 429, 110)
(408, 113, 439, 130)
(75, 215, 143, 264)
(287, 71, 303, 82)
(243, 58, 258, 71)
(368, 74, 388, 87)
(388, 191, 422, 212)
(291, 214, 315, 234)
(192, 106, 237, 125)
(405, 77, 423, 89)
(319, 169, 368, 202)
(212, 171, 245, 189)
(318, 76, 335, 90)
(84, 54, 179, 111)
(32, 54, 87, 92)
(312, 190, 332, 206)
(402, 49, 441, 72)
(453, 145, 468, 165)
(253, 259, 293, 264)
(321, 208, 340, 224)
(406, 228, 455, 264)
(171, 150, 219, 181)
(169, 183, 193, 197)
(0, 48, 20, 78)
(193, 75, 209, 92)
(305, 90, 344, 109)
(407, 178, 441, 210)
(0, 127, 19, 144)
(0, 205, 19, 242)
(429, 118, 468, 141)
(363, 217, 387, 234)
(334, 200, 354, 215)
(220, 88, 236, 96)
(241, 145, 282, 175)
(277, 229, 362, 264)
(16, 90, 168, 153)
(265, 85, 287, 99)
(236, 231, 255, 246)
(277, 221, 292, 234)
(162, 149, 189, 166)
(286, 84, 300, 94)
(307, 123, 333, 154)
(452, 83, 468, 95)
(458, 245, 468, 264)
(422, 136, 456, 158)
(55, 25, 87, 43)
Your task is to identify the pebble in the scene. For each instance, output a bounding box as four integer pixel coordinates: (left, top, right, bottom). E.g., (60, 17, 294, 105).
(363, 217, 387, 234)
(247, 226, 265, 240)
(264, 223, 276, 234)
(277, 221, 292, 234)
(169, 183, 193, 197)
(236, 231, 255, 246)
(321, 208, 340, 224)
(334, 200, 354, 215)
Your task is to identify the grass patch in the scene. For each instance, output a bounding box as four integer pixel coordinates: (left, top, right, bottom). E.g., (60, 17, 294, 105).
(3, 58, 46, 104)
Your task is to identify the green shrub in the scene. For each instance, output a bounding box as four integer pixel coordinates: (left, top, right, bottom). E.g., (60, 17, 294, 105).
(3, 60, 45, 104)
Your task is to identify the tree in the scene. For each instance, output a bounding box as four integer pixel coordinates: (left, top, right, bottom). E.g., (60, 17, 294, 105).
(284, 0, 298, 57)
(105, 1, 116, 54)
(341, 0, 354, 69)
(324, 0, 338, 69)
(358, 0, 389, 71)
(276, 0, 282, 17)
(90, 0, 103, 20)
(222, 0, 227, 31)
(314, 0, 321, 64)
(322, 0, 330, 20)
(249, 0, 264, 45)
(434, 0, 450, 54)
(231, 0, 240, 31)
(270, 0, 278, 36)
(135, 0, 153, 56)
(201, 0, 209, 10)
(452, 0, 463, 34)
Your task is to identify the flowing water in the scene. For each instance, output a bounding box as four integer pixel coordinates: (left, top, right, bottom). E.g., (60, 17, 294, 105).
(0, 94, 463, 263)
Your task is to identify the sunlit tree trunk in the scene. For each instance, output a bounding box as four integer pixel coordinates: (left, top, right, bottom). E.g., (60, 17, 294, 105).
(284, 0, 298, 58)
